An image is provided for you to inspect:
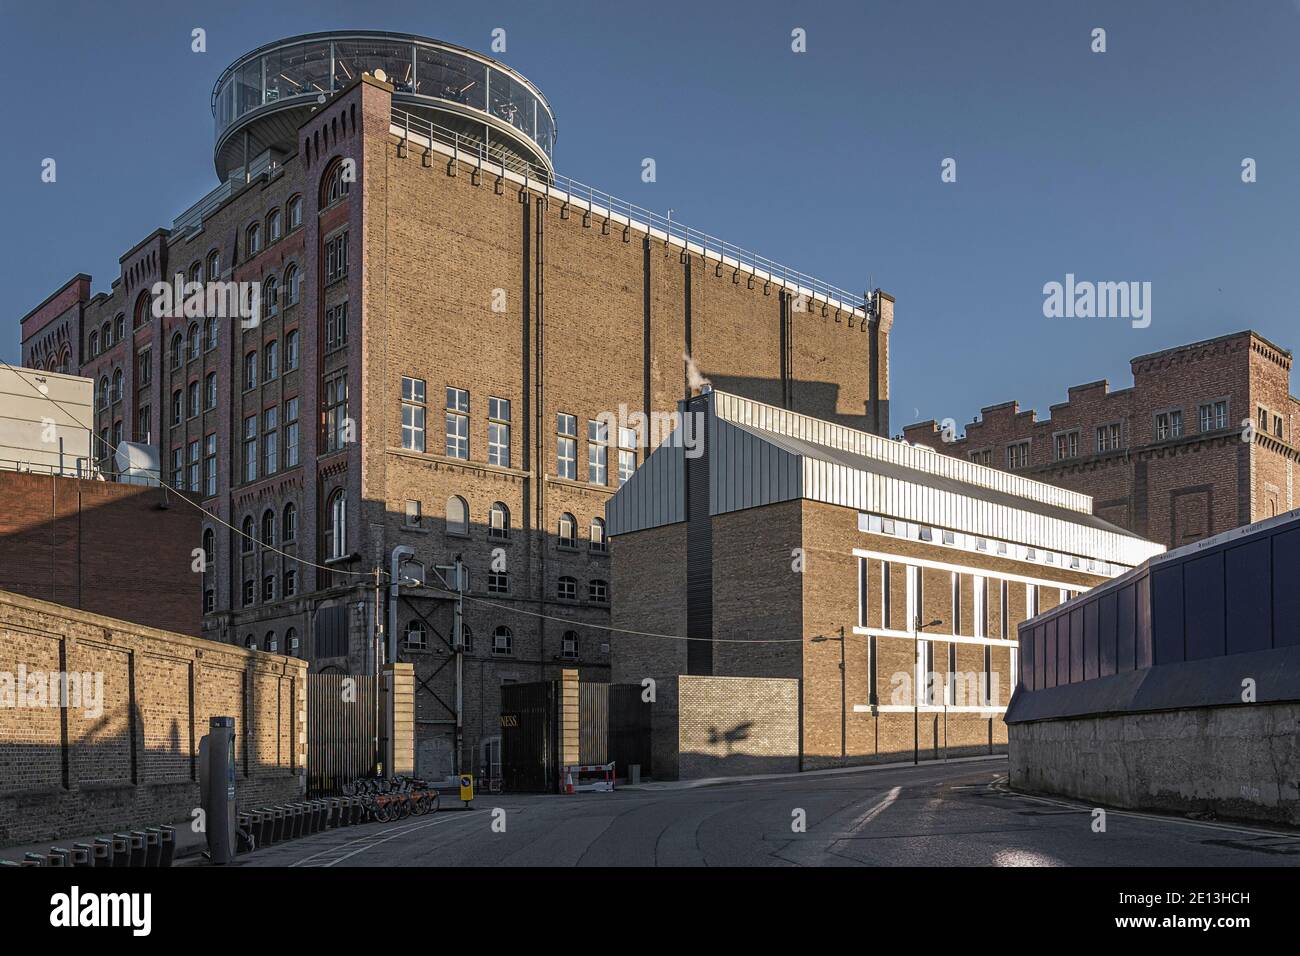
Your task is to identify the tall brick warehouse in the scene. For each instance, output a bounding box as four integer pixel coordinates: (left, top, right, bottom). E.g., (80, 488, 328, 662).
(15, 32, 891, 781)
(904, 331, 1298, 549)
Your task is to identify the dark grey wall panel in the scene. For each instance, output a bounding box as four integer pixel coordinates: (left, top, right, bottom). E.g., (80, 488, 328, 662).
(1184, 552, 1225, 661)
(1225, 538, 1271, 654)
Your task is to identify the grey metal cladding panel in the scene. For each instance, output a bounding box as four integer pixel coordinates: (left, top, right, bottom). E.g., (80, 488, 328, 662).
(607, 441, 684, 535)
(708, 418, 801, 517)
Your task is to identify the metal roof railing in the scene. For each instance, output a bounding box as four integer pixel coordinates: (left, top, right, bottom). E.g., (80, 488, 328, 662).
(392, 106, 873, 320)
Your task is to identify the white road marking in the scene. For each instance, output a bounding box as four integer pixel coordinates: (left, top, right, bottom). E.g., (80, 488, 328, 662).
(289, 815, 470, 867)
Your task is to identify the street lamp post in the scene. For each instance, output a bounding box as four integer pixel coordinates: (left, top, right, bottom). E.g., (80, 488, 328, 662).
(811, 626, 848, 765)
(913, 616, 943, 766)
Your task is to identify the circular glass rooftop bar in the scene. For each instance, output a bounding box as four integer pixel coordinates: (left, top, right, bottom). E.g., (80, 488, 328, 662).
(212, 31, 555, 180)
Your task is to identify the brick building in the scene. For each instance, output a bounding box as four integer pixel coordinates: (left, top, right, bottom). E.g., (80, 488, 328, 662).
(903, 331, 1299, 549)
(16, 32, 889, 781)
(606, 390, 1164, 777)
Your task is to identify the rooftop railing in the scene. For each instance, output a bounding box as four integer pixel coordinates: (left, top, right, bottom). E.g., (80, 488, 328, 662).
(392, 106, 873, 320)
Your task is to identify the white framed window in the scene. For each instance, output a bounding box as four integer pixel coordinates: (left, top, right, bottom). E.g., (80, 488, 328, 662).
(488, 397, 511, 467)
(263, 407, 278, 475)
(556, 413, 577, 479)
(558, 512, 577, 548)
(242, 414, 257, 482)
(557, 576, 577, 600)
(446, 496, 468, 536)
(285, 397, 300, 467)
(328, 491, 347, 559)
(1006, 441, 1029, 469)
(405, 499, 422, 528)
(590, 517, 606, 553)
(588, 419, 607, 485)
(492, 626, 513, 656)
(445, 387, 469, 459)
(1155, 409, 1183, 441)
(588, 579, 608, 603)
(489, 502, 510, 539)
(561, 630, 578, 660)
(402, 377, 426, 452)
(404, 621, 428, 650)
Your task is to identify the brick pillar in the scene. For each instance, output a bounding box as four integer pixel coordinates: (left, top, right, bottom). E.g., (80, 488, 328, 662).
(559, 669, 580, 774)
(384, 663, 415, 777)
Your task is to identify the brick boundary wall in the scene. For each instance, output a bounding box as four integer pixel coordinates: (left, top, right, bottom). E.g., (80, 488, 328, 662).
(0, 589, 306, 846)
(1008, 704, 1300, 827)
(677, 675, 799, 779)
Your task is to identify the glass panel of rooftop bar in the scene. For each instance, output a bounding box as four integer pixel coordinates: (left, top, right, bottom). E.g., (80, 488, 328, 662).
(416, 46, 486, 111)
(264, 42, 331, 103)
(332, 39, 417, 92)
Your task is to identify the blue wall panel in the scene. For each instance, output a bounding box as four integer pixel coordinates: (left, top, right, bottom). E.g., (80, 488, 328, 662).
(1151, 566, 1184, 665)
(1273, 527, 1300, 647)
(1225, 538, 1271, 654)
(1098, 589, 1118, 677)
(1117, 583, 1136, 673)
(1183, 552, 1226, 661)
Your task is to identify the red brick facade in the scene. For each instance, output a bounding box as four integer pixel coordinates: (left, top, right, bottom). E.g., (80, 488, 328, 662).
(904, 332, 1299, 548)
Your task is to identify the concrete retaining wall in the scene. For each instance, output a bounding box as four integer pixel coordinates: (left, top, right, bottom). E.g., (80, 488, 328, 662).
(1008, 703, 1300, 826)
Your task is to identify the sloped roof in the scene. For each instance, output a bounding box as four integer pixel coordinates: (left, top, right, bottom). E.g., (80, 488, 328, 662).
(607, 390, 1164, 569)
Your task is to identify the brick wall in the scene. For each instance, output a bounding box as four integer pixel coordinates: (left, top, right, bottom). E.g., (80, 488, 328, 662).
(0, 589, 305, 846)
(677, 675, 799, 778)
(0, 471, 201, 637)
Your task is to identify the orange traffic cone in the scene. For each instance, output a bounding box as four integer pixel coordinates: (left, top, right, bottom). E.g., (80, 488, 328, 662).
(563, 768, 575, 795)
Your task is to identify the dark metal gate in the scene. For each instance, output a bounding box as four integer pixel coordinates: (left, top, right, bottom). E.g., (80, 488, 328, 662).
(501, 681, 557, 793)
(609, 683, 653, 778)
(307, 673, 376, 795)
(579, 681, 608, 764)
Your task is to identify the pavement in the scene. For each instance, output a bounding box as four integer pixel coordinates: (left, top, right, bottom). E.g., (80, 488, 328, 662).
(214, 757, 1300, 867)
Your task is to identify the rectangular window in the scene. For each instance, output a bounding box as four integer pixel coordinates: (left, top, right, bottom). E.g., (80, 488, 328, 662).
(445, 387, 469, 459)
(401, 376, 427, 452)
(617, 427, 637, 486)
(493, 629, 512, 656)
(205, 374, 217, 410)
(857, 558, 868, 629)
(588, 419, 608, 485)
(263, 407, 278, 475)
(243, 414, 257, 482)
(171, 390, 182, 426)
(487, 572, 509, 594)
(1006, 441, 1029, 469)
(1155, 409, 1183, 441)
(488, 397, 511, 467)
(325, 231, 349, 284)
(171, 447, 184, 490)
(1199, 400, 1228, 433)
(137, 350, 152, 386)
(204, 434, 217, 497)
(557, 413, 577, 480)
(1096, 422, 1121, 452)
(284, 569, 297, 597)
(285, 398, 299, 467)
(187, 439, 200, 491)
(325, 302, 349, 352)
(136, 405, 151, 443)
(324, 375, 349, 451)
(1053, 431, 1078, 460)
(405, 499, 422, 527)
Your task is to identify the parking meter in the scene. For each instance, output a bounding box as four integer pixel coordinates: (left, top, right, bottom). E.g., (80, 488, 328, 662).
(199, 716, 238, 864)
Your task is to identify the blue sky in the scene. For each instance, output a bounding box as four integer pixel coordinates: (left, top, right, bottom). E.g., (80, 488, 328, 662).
(2, 0, 1297, 432)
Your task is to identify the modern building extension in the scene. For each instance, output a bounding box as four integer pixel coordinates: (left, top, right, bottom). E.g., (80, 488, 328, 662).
(15, 32, 890, 780)
(607, 389, 1164, 778)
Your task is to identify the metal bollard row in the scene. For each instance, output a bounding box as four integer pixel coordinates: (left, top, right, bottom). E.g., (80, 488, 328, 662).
(1, 826, 175, 868)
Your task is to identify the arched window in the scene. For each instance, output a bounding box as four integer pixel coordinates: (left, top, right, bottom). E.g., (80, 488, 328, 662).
(557, 576, 578, 600)
(170, 332, 184, 369)
(206, 250, 221, 280)
(285, 627, 299, 656)
(110, 368, 123, 403)
(245, 222, 261, 255)
(88, 330, 98, 356)
(590, 517, 607, 552)
(267, 209, 282, 243)
(113, 313, 125, 343)
(188, 261, 202, 283)
(265, 340, 279, 381)
(244, 634, 257, 650)
(287, 195, 303, 230)
(202, 527, 214, 567)
(205, 372, 217, 409)
(265, 631, 278, 654)
(188, 322, 200, 359)
(284, 264, 301, 306)
(489, 502, 510, 539)
(285, 329, 299, 369)
(134, 290, 151, 329)
(558, 513, 577, 548)
(322, 158, 351, 206)
(243, 351, 258, 390)
(562, 630, 579, 660)
(264, 274, 279, 316)
(241, 515, 255, 552)
(97, 376, 109, 408)
(261, 509, 276, 546)
(282, 502, 297, 541)
(327, 490, 347, 558)
(101, 321, 112, 348)
(204, 316, 217, 351)
(446, 496, 468, 536)
(492, 626, 513, 656)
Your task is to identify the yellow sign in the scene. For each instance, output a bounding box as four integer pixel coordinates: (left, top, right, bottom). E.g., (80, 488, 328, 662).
(459, 773, 474, 802)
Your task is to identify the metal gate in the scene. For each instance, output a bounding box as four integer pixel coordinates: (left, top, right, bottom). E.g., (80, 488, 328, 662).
(609, 683, 653, 778)
(579, 681, 608, 764)
(500, 681, 557, 793)
(307, 673, 376, 795)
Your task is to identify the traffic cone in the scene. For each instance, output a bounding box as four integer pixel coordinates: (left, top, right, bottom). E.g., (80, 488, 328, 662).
(563, 768, 574, 795)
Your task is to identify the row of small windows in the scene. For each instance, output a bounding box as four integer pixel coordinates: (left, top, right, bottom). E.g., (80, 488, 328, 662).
(433, 495, 607, 552)
(239, 628, 300, 655)
(402, 623, 584, 660)
(240, 333, 301, 391)
(244, 196, 303, 259)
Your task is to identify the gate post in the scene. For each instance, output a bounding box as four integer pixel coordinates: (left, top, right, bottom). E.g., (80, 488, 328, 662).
(559, 669, 580, 782)
(384, 663, 416, 778)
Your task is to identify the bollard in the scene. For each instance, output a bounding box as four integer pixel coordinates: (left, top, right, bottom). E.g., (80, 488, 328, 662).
(92, 838, 114, 867)
(153, 827, 176, 867)
(24, 853, 46, 866)
(47, 848, 70, 867)
(142, 830, 161, 867)
(313, 801, 326, 832)
(328, 798, 340, 828)
(290, 804, 305, 839)
(70, 844, 93, 867)
(111, 834, 130, 867)
(247, 811, 266, 848)
(273, 807, 288, 843)
(263, 808, 279, 845)
(127, 832, 146, 867)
